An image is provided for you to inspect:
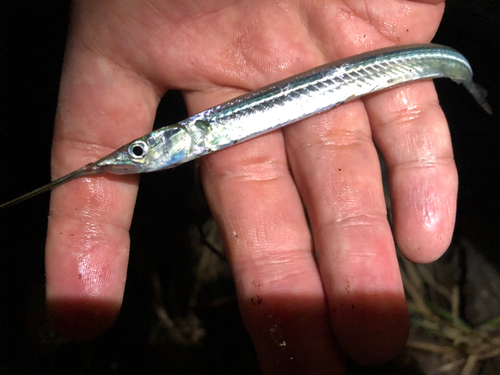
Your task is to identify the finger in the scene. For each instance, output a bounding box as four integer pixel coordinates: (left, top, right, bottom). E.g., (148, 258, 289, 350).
(365, 81, 457, 263)
(185, 89, 344, 375)
(283, 100, 409, 364)
(46, 43, 160, 338)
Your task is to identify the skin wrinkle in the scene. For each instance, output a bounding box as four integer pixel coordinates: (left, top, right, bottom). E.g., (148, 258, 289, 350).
(56, 77, 154, 141)
(234, 21, 270, 77)
(399, 117, 449, 157)
(390, 87, 421, 114)
(79, 6, 148, 68)
(326, 252, 384, 279)
(341, 0, 372, 25)
(238, 210, 304, 251)
(49, 136, 114, 167)
(228, 165, 288, 183)
(202, 136, 291, 182)
(176, 9, 250, 84)
(309, 181, 384, 222)
(231, 8, 318, 83)
(246, 260, 318, 292)
(151, 0, 239, 24)
(401, 129, 434, 157)
(331, 183, 382, 213)
(301, 157, 384, 216)
(326, 2, 388, 51)
(292, 6, 332, 66)
(391, 140, 453, 167)
(52, 207, 132, 243)
(391, 156, 455, 173)
(372, 84, 441, 127)
(320, 248, 396, 291)
(327, 212, 388, 229)
(241, 225, 314, 258)
(49, 175, 135, 237)
(285, 106, 374, 167)
(291, 127, 372, 155)
(215, 22, 259, 82)
(374, 2, 413, 41)
(316, 222, 389, 265)
(206, 152, 289, 180)
(370, 87, 451, 165)
(72, 25, 164, 95)
(341, 249, 379, 267)
(391, 108, 422, 125)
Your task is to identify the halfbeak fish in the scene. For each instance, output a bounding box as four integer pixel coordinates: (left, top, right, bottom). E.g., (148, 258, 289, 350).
(0, 44, 491, 210)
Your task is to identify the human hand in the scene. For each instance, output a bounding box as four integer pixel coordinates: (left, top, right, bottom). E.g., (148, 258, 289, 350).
(46, 0, 453, 373)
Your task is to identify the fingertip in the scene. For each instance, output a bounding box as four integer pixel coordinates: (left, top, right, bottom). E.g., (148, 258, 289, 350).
(332, 292, 410, 365)
(47, 297, 121, 340)
(391, 168, 457, 264)
(395, 227, 453, 264)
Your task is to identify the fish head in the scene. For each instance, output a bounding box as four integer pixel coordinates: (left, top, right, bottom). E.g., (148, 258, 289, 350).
(90, 125, 192, 175)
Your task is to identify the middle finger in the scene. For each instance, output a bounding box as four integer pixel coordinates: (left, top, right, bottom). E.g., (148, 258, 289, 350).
(283, 100, 409, 364)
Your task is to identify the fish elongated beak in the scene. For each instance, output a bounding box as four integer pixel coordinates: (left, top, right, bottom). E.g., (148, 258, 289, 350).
(0, 145, 142, 210)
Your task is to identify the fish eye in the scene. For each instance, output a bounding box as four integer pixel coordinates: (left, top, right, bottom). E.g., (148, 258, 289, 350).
(128, 141, 148, 159)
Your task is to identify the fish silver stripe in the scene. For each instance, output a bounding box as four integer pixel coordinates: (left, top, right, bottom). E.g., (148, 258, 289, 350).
(0, 44, 490, 209)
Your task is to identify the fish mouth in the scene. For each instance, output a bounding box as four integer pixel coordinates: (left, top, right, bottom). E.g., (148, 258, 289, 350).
(87, 146, 143, 175)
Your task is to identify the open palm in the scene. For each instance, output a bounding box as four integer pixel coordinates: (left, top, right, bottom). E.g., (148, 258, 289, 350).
(47, 0, 453, 373)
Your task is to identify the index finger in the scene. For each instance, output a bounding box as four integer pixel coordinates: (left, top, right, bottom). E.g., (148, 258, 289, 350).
(45, 43, 160, 338)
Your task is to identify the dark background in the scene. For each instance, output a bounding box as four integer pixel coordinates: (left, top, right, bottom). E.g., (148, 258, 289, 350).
(0, 1, 498, 374)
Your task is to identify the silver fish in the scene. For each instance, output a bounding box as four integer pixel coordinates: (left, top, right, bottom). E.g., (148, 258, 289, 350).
(0, 44, 491, 209)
